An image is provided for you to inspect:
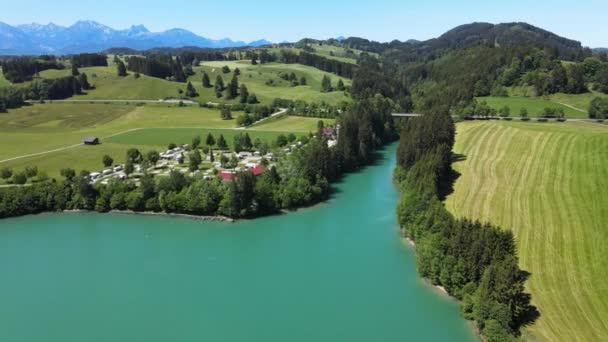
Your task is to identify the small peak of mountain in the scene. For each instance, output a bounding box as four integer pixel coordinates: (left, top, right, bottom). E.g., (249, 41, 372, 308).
(129, 24, 149, 33)
(18, 22, 64, 31)
(70, 20, 110, 31)
(248, 39, 271, 47)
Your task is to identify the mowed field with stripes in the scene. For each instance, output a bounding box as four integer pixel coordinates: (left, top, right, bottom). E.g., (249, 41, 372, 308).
(445, 121, 608, 341)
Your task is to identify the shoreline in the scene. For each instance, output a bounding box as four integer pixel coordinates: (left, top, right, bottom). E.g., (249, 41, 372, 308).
(401, 232, 481, 341)
(63, 209, 235, 222)
(403, 236, 451, 297)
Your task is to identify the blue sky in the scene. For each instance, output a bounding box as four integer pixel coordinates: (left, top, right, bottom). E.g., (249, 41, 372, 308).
(1, 0, 606, 47)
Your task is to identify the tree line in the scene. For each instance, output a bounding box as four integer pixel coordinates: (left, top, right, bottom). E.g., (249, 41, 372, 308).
(125, 55, 187, 82)
(394, 109, 538, 342)
(70, 53, 108, 68)
(277, 50, 357, 79)
(0, 74, 88, 111)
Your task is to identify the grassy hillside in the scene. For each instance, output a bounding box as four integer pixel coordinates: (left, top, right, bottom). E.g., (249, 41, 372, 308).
(506, 86, 608, 114)
(548, 91, 608, 112)
(196, 61, 350, 105)
(477, 96, 588, 118)
(32, 59, 351, 105)
(267, 44, 362, 64)
(445, 121, 608, 341)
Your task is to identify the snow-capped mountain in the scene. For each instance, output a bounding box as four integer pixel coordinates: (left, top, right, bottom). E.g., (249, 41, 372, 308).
(0, 20, 271, 55)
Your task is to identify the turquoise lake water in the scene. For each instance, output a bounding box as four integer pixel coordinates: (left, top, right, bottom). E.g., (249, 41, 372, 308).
(0, 144, 476, 341)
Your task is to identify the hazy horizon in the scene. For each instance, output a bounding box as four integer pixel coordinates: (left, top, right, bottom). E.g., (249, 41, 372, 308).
(1, 0, 607, 47)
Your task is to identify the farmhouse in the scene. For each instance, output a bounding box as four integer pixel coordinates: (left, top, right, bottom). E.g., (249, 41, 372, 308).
(83, 137, 100, 145)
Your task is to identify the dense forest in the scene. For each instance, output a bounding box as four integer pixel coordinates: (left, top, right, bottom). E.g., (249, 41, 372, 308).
(71, 53, 108, 67)
(125, 54, 187, 82)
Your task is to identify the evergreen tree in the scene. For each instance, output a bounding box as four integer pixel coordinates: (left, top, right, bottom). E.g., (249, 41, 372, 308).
(300, 76, 307, 86)
(336, 79, 346, 91)
(221, 105, 232, 120)
(202, 72, 211, 88)
(226, 75, 239, 99)
(186, 81, 198, 97)
(239, 84, 249, 103)
(117, 60, 127, 77)
(321, 75, 332, 92)
(217, 134, 228, 150)
(71, 63, 80, 76)
(206, 133, 216, 147)
(215, 75, 224, 97)
(234, 68, 241, 76)
(192, 135, 201, 149)
(244, 133, 253, 150)
(78, 73, 91, 90)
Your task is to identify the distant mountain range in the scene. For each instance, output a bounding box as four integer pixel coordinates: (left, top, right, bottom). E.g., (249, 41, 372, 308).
(0, 20, 272, 55)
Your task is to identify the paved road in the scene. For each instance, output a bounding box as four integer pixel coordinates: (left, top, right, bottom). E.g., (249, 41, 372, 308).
(26, 99, 199, 105)
(392, 113, 603, 123)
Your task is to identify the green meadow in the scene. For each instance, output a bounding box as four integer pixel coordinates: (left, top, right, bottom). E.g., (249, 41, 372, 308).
(0, 102, 318, 180)
(477, 96, 588, 118)
(445, 121, 608, 342)
(196, 60, 351, 105)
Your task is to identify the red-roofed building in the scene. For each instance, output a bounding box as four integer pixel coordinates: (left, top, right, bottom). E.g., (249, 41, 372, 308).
(219, 165, 265, 181)
(219, 170, 236, 181)
(250, 164, 265, 176)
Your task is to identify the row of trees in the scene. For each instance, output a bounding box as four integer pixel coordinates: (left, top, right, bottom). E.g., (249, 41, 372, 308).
(71, 53, 108, 68)
(276, 50, 357, 79)
(0, 73, 93, 112)
(394, 110, 537, 342)
(458, 100, 565, 119)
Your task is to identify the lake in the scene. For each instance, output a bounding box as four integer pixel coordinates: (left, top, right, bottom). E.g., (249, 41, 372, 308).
(0, 144, 476, 341)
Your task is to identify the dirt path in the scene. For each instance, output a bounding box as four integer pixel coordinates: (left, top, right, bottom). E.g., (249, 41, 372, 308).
(549, 100, 587, 113)
(237, 108, 287, 130)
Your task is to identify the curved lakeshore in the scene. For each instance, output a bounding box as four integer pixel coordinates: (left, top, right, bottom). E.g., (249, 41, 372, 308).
(0, 144, 477, 341)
